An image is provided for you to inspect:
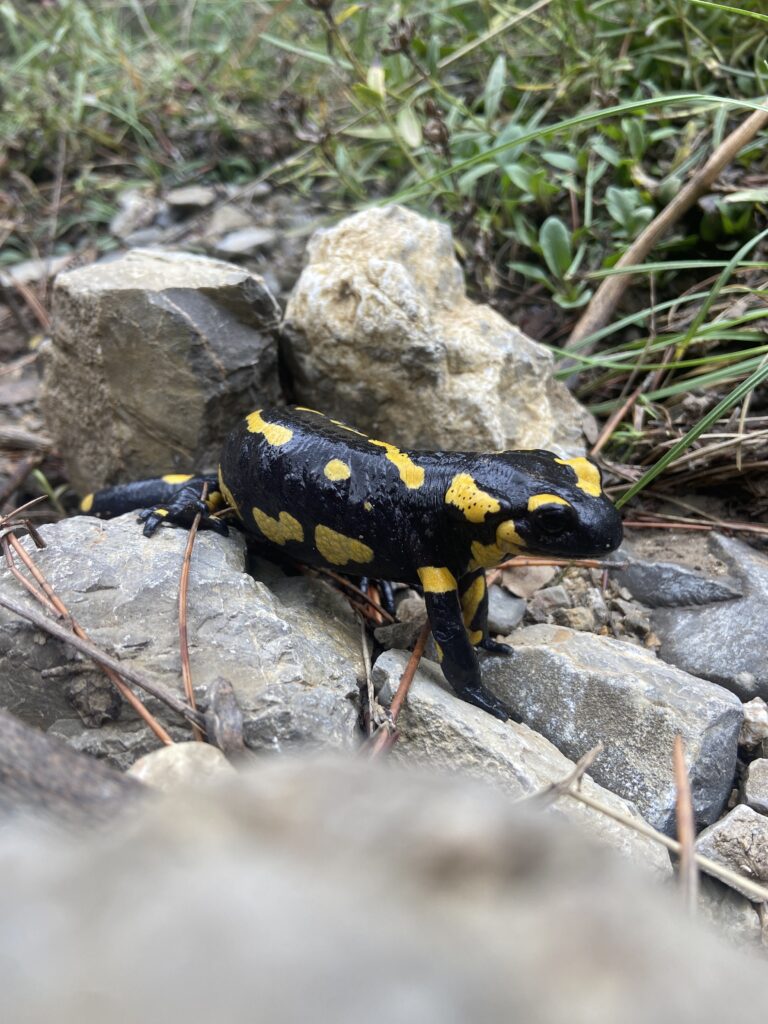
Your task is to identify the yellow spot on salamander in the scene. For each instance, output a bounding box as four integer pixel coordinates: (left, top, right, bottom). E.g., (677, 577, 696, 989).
(363, 501, 373, 512)
(252, 507, 304, 545)
(331, 418, 367, 437)
(154, 509, 169, 518)
(417, 566, 457, 593)
(161, 474, 193, 485)
(315, 525, 373, 566)
(469, 520, 526, 568)
(80, 493, 94, 513)
(468, 629, 483, 646)
(555, 457, 602, 497)
(445, 474, 500, 523)
(324, 459, 351, 481)
(461, 576, 486, 628)
(246, 410, 293, 446)
(527, 493, 571, 512)
(295, 407, 324, 415)
(217, 468, 239, 513)
(369, 440, 425, 489)
(435, 641, 444, 662)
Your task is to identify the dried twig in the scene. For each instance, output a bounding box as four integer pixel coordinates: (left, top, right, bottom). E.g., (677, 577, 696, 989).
(533, 743, 604, 804)
(178, 483, 207, 742)
(359, 619, 375, 737)
(673, 734, 699, 913)
(0, 591, 204, 733)
(302, 564, 396, 624)
(557, 785, 768, 902)
(566, 100, 768, 353)
(3, 531, 175, 745)
(368, 621, 431, 756)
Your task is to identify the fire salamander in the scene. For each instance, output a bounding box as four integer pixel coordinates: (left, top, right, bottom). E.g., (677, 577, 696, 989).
(81, 406, 623, 720)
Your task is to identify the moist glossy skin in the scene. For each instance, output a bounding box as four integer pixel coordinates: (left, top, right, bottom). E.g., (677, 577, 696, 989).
(83, 405, 623, 721)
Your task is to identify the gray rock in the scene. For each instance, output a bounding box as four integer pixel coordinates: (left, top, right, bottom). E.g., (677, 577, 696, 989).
(44, 250, 281, 492)
(653, 535, 768, 700)
(480, 624, 742, 834)
(165, 185, 218, 210)
(527, 584, 572, 622)
(127, 742, 236, 790)
(283, 205, 587, 453)
(0, 516, 363, 767)
(204, 202, 256, 237)
(487, 585, 525, 635)
(695, 804, 768, 899)
(742, 758, 768, 815)
(740, 697, 768, 748)
(609, 545, 742, 608)
(373, 650, 671, 875)
(109, 188, 160, 239)
(1, 758, 766, 1024)
(214, 226, 278, 256)
(697, 875, 763, 950)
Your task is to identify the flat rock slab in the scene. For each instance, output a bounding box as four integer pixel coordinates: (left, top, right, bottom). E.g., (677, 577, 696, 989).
(44, 249, 282, 492)
(695, 804, 768, 900)
(373, 650, 671, 876)
(0, 516, 363, 767)
(479, 624, 742, 834)
(653, 534, 768, 700)
(283, 204, 587, 453)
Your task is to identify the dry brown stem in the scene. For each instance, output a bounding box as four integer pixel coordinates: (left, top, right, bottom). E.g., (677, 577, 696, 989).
(567, 101, 768, 353)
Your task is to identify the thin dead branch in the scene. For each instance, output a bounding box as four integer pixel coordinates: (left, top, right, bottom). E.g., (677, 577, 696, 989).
(558, 785, 768, 903)
(673, 734, 699, 914)
(3, 529, 175, 745)
(0, 591, 204, 733)
(178, 483, 207, 742)
(533, 743, 604, 804)
(368, 621, 431, 756)
(567, 100, 768, 353)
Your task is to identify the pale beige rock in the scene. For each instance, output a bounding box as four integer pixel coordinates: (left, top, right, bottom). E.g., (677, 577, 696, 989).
(283, 205, 586, 453)
(695, 804, 768, 899)
(127, 742, 236, 791)
(45, 249, 281, 491)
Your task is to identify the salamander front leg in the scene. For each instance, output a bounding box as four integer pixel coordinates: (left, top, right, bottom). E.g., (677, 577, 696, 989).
(418, 567, 509, 721)
(458, 569, 513, 656)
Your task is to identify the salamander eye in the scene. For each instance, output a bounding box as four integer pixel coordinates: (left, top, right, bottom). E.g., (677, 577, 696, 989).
(532, 503, 575, 535)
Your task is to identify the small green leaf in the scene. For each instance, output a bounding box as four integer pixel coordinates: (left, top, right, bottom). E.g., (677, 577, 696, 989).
(457, 162, 498, 194)
(539, 216, 573, 279)
(542, 150, 579, 171)
(396, 106, 422, 149)
(483, 55, 507, 123)
(366, 64, 386, 99)
(508, 262, 553, 288)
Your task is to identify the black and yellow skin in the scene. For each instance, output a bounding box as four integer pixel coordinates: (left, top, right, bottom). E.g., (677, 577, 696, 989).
(81, 406, 623, 720)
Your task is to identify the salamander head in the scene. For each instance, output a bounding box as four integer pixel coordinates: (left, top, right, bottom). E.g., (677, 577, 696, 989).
(443, 450, 623, 567)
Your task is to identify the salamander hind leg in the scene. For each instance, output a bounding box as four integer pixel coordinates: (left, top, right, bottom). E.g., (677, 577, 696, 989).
(81, 475, 228, 537)
(419, 567, 510, 721)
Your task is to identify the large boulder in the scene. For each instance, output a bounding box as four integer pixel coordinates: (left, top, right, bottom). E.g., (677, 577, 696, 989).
(44, 249, 282, 492)
(282, 205, 587, 453)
